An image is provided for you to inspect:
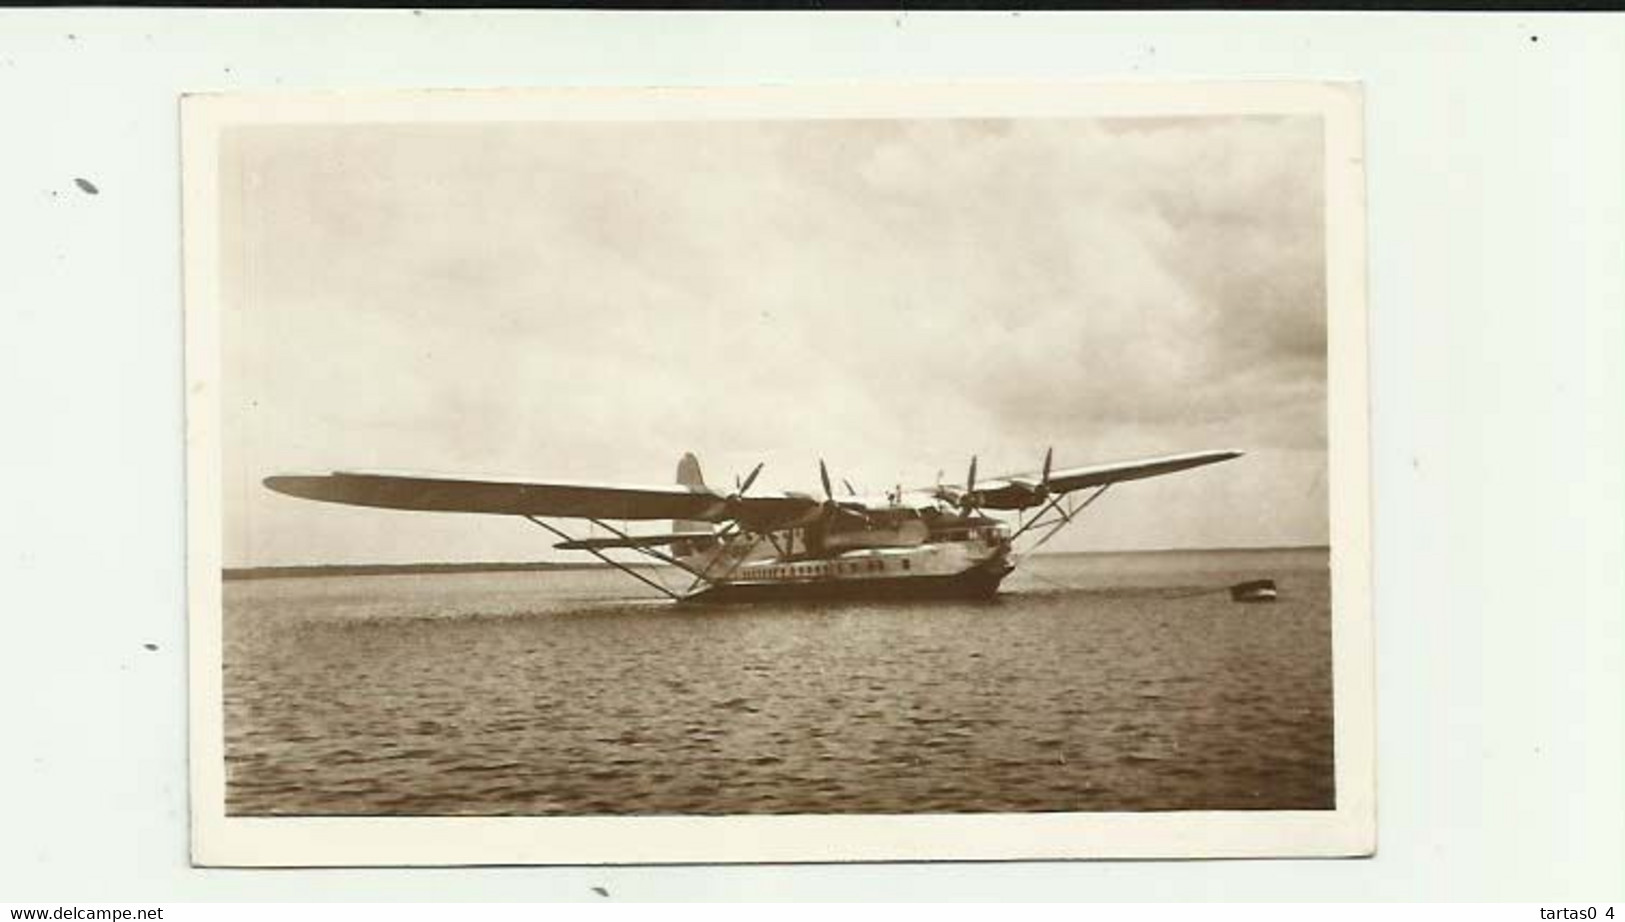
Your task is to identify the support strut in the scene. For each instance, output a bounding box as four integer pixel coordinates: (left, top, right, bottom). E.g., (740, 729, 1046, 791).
(523, 515, 683, 601)
(586, 518, 709, 579)
(692, 530, 767, 592)
(1008, 484, 1112, 561)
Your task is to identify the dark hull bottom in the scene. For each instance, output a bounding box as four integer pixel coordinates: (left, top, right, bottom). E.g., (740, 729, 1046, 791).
(681, 566, 1013, 605)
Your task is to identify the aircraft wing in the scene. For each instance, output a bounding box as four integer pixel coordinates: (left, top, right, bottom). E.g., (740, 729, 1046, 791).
(1011, 449, 1244, 494)
(938, 449, 1244, 510)
(264, 470, 818, 523)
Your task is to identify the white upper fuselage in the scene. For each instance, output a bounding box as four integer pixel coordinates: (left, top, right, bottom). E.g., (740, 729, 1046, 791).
(675, 520, 1011, 587)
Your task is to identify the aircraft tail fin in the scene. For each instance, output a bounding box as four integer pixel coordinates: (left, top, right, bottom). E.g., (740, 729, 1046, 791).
(676, 452, 705, 490)
(673, 452, 710, 536)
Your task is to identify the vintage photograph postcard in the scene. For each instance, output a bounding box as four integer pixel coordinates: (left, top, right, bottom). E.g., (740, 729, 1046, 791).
(184, 82, 1373, 865)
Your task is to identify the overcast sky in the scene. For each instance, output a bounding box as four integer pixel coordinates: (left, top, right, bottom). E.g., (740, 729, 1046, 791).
(221, 115, 1327, 567)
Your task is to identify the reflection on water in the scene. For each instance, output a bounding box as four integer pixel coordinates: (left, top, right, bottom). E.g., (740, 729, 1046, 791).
(223, 548, 1333, 815)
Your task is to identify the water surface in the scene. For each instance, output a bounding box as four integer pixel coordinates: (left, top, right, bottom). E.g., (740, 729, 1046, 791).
(223, 548, 1334, 815)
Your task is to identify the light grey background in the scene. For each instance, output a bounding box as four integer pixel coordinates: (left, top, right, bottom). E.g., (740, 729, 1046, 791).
(219, 115, 1327, 568)
(1, 10, 1620, 901)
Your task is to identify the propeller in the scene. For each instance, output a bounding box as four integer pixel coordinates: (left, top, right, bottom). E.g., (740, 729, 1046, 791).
(714, 461, 765, 525)
(929, 449, 1053, 513)
(1008, 446, 1056, 509)
(957, 455, 980, 515)
(732, 462, 764, 499)
(1036, 446, 1054, 499)
(817, 459, 868, 526)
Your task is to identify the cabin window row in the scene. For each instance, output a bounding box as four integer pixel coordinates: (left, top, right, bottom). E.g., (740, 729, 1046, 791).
(749, 559, 910, 579)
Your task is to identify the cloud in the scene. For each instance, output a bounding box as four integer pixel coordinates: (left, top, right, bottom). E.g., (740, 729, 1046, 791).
(222, 115, 1327, 565)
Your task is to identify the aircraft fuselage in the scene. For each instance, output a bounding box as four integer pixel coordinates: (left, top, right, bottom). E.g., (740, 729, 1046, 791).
(673, 516, 1013, 604)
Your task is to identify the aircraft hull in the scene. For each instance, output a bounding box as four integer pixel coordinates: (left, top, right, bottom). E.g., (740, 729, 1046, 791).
(679, 563, 1013, 605)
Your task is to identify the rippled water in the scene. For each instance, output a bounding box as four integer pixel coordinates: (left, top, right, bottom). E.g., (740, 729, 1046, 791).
(222, 548, 1333, 815)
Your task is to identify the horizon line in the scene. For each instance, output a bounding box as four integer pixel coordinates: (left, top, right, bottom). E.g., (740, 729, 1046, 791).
(223, 544, 1331, 579)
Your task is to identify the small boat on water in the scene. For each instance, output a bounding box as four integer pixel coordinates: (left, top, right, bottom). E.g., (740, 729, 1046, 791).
(1230, 579, 1279, 603)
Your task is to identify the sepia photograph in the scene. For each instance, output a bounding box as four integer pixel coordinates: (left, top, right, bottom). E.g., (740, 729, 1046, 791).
(184, 83, 1373, 864)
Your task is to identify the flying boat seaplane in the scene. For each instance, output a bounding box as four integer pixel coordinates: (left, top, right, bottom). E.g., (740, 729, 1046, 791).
(264, 448, 1242, 604)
